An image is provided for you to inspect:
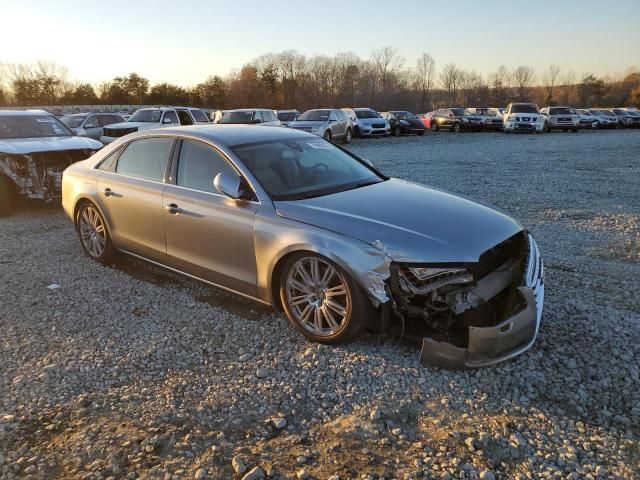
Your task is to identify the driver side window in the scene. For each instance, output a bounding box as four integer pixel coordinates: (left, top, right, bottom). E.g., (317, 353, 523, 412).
(176, 140, 238, 194)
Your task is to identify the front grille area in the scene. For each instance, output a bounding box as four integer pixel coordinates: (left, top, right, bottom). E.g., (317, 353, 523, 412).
(292, 126, 312, 132)
(371, 123, 385, 128)
(104, 127, 138, 137)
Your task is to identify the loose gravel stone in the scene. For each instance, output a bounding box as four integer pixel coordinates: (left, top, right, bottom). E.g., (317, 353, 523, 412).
(0, 132, 638, 479)
(232, 455, 247, 474)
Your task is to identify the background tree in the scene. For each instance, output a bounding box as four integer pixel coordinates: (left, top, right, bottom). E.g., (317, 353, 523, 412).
(146, 83, 189, 105)
(512, 65, 536, 101)
(440, 63, 464, 105)
(542, 65, 561, 105)
(414, 53, 436, 112)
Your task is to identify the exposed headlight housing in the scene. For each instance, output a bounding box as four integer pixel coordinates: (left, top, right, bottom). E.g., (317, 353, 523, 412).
(398, 265, 474, 295)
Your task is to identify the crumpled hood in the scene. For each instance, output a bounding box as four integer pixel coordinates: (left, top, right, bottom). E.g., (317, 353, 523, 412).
(104, 121, 160, 130)
(0, 136, 102, 155)
(274, 178, 523, 263)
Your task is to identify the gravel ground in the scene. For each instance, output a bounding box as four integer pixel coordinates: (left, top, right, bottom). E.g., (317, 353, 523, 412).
(1, 129, 639, 480)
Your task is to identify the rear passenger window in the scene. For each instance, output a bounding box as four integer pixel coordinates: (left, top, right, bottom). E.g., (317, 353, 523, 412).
(116, 138, 174, 181)
(190, 109, 209, 122)
(96, 146, 123, 171)
(176, 140, 237, 193)
(163, 111, 179, 124)
(176, 110, 193, 125)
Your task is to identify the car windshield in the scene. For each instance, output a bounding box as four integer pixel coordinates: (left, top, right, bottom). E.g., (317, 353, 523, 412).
(450, 108, 474, 116)
(510, 105, 539, 114)
(297, 110, 331, 121)
(233, 138, 384, 201)
(0, 114, 74, 139)
(578, 109, 591, 115)
(550, 108, 573, 115)
(220, 111, 255, 124)
(60, 115, 87, 128)
(355, 110, 380, 119)
(129, 110, 162, 123)
(278, 112, 298, 122)
(600, 110, 615, 115)
(394, 111, 417, 120)
(475, 109, 496, 116)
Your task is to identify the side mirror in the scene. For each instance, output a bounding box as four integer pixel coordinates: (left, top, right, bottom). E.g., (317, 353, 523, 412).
(329, 117, 337, 123)
(251, 118, 262, 124)
(213, 172, 243, 199)
(85, 123, 97, 129)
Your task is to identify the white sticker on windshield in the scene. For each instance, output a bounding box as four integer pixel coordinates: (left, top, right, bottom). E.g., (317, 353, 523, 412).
(307, 141, 333, 150)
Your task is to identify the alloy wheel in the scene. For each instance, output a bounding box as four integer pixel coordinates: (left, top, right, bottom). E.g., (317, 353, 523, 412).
(79, 205, 107, 258)
(285, 257, 351, 337)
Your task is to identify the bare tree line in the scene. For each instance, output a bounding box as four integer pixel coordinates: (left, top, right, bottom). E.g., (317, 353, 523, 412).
(1, 48, 639, 111)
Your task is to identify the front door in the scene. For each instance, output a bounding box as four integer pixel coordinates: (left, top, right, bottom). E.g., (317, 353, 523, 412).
(162, 139, 258, 296)
(96, 137, 174, 262)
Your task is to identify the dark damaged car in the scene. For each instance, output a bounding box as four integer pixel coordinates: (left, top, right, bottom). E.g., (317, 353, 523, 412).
(0, 111, 102, 216)
(62, 126, 544, 368)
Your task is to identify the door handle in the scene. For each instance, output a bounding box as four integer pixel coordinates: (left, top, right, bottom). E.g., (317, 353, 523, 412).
(165, 203, 183, 214)
(103, 187, 114, 197)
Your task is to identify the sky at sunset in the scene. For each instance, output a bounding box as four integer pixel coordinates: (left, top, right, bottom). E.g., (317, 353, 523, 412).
(3, 0, 639, 86)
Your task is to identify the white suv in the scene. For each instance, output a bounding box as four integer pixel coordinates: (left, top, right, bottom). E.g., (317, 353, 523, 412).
(503, 103, 545, 133)
(343, 108, 390, 137)
(540, 107, 579, 132)
(100, 107, 210, 144)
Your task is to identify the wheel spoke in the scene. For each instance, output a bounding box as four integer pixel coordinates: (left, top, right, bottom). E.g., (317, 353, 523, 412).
(310, 258, 320, 283)
(289, 294, 309, 306)
(321, 305, 339, 330)
(295, 263, 314, 288)
(325, 299, 346, 317)
(320, 266, 334, 287)
(325, 284, 347, 298)
(299, 304, 314, 325)
(314, 307, 322, 331)
(289, 278, 311, 294)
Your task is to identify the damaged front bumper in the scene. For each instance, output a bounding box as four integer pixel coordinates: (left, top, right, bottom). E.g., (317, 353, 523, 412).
(385, 233, 544, 368)
(420, 286, 538, 367)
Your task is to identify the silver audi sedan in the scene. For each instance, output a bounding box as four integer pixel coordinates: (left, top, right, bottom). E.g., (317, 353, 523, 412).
(62, 125, 544, 368)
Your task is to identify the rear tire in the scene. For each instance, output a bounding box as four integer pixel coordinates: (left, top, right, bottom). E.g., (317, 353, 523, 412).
(353, 126, 361, 138)
(417, 129, 425, 136)
(76, 202, 116, 263)
(393, 126, 402, 137)
(431, 122, 438, 132)
(343, 128, 352, 144)
(453, 122, 461, 133)
(279, 252, 372, 344)
(0, 175, 13, 218)
(571, 127, 578, 133)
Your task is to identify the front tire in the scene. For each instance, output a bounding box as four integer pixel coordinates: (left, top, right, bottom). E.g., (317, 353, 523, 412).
(323, 130, 332, 141)
(431, 122, 438, 132)
(279, 253, 371, 344)
(393, 126, 402, 137)
(0, 175, 13, 218)
(453, 122, 461, 133)
(76, 202, 116, 263)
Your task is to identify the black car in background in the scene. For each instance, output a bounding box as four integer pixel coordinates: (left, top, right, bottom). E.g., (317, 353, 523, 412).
(430, 108, 483, 132)
(380, 111, 426, 136)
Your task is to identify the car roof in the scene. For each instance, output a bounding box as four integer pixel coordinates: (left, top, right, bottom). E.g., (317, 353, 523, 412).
(353, 107, 376, 111)
(0, 110, 53, 116)
(227, 108, 272, 112)
(135, 124, 314, 147)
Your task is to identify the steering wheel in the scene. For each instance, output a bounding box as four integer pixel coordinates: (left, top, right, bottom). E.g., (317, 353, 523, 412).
(301, 163, 329, 184)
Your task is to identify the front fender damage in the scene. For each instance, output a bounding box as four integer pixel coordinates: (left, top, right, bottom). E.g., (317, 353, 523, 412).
(363, 233, 545, 369)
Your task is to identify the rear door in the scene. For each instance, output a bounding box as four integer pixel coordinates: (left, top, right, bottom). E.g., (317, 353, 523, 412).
(162, 139, 259, 296)
(96, 137, 175, 262)
(83, 115, 102, 139)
